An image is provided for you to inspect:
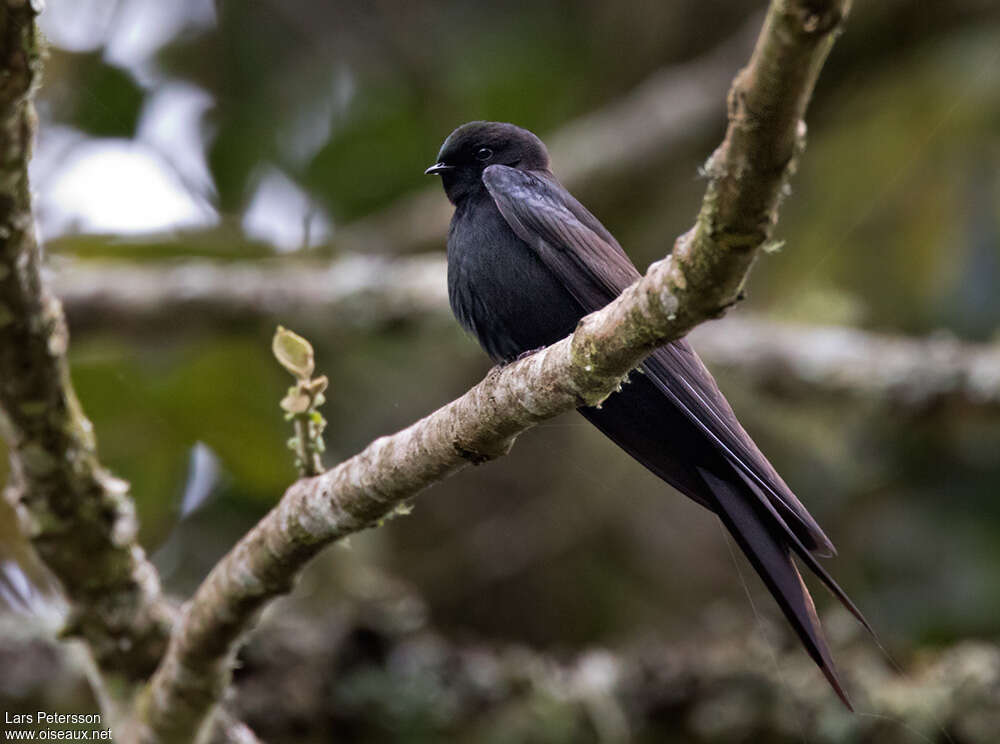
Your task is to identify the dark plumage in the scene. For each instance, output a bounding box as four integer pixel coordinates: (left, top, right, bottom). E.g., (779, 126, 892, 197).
(427, 121, 869, 707)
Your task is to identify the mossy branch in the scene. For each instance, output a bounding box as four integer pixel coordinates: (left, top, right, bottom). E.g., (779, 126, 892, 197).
(134, 1, 851, 742)
(0, 5, 261, 743)
(0, 0, 175, 700)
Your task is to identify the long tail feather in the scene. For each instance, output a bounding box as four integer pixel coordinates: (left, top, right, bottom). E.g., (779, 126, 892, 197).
(699, 467, 854, 710)
(726, 463, 875, 636)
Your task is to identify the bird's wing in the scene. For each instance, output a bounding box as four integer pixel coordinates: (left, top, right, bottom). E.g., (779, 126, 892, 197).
(482, 165, 640, 309)
(642, 341, 838, 556)
(482, 164, 836, 556)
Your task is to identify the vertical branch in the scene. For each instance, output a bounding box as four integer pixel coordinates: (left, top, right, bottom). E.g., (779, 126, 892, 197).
(0, 7, 262, 742)
(0, 0, 173, 702)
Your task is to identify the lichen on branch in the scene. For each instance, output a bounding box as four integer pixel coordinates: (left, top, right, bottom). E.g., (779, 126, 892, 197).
(0, 1, 177, 695)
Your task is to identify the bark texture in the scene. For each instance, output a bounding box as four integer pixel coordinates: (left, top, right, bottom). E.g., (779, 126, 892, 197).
(0, 0, 175, 694)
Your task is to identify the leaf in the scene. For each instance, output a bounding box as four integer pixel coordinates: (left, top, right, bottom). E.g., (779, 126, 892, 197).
(279, 391, 310, 414)
(305, 375, 329, 397)
(272, 326, 314, 380)
(43, 50, 145, 138)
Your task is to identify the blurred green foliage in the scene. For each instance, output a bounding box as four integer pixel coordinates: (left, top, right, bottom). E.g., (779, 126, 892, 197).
(44, 49, 145, 138)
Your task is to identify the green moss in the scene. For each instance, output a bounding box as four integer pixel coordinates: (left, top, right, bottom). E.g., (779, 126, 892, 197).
(18, 441, 58, 477)
(18, 399, 47, 416)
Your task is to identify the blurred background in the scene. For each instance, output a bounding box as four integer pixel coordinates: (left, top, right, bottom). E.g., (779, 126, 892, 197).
(2, 0, 999, 742)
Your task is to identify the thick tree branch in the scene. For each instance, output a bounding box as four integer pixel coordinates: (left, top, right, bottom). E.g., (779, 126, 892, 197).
(0, 6, 260, 743)
(0, 1, 174, 693)
(135, 1, 851, 741)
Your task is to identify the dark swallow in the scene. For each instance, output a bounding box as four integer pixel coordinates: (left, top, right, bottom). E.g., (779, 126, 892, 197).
(427, 121, 870, 707)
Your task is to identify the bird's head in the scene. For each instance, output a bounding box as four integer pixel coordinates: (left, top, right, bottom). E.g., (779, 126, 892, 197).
(425, 121, 549, 203)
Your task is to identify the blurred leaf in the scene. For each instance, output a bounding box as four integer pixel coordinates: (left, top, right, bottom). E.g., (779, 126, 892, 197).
(42, 50, 144, 138)
(160, 1, 301, 212)
(68, 334, 295, 544)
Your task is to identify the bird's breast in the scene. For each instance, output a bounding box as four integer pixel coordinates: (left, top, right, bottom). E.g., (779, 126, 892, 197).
(447, 197, 584, 362)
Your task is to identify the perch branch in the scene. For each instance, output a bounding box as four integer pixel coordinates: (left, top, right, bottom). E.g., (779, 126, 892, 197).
(135, 1, 851, 741)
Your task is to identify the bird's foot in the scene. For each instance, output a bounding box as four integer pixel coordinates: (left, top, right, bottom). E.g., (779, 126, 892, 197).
(498, 346, 547, 367)
(515, 346, 546, 361)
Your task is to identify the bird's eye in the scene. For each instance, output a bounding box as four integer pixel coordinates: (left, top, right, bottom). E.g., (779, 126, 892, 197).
(475, 147, 493, 161)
